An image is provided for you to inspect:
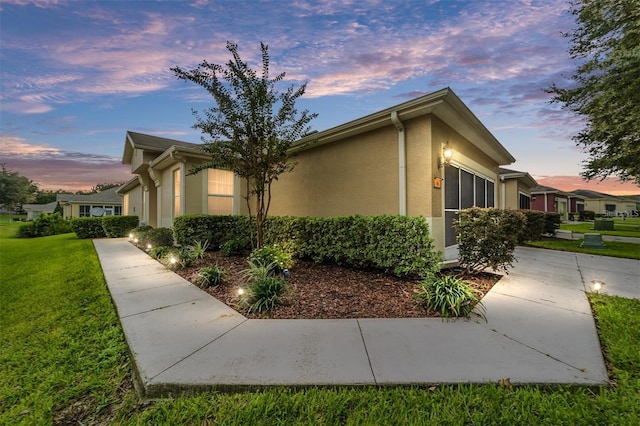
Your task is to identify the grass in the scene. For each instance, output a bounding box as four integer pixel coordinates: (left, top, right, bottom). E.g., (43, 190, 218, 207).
(526, 238, 640, 259)
(561, 217, 640, 238)
(2, 217, 640, 424)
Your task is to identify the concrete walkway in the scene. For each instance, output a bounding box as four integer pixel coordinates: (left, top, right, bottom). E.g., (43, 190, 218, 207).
(93, 239, 638, 398)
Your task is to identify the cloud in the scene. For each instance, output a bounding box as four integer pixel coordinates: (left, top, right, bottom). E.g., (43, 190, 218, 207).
(0, 134, 130, 190)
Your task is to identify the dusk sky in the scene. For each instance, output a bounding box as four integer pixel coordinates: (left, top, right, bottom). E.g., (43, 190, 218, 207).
(1, 0, 638, 195)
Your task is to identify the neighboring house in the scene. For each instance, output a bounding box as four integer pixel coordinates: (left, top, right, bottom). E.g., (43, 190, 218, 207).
(570, 189, 637, 217)
(119, 88, 523, 260)
(56, 187, 123, 219)
(498, 168, 538, 210)
(22, 201, 58, 220)
(530, 186, 588, 220)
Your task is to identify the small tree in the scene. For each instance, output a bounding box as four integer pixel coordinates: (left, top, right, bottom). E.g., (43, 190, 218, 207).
(0, 164, 37, 212)
(455, 208, 526, 275)
(172, 42, 317, 248)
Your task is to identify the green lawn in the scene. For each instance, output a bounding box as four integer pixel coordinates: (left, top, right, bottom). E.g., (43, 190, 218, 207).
(2, 220, 640, 425)
(526, 238, 640, 260)
(561, 217, 640, 238)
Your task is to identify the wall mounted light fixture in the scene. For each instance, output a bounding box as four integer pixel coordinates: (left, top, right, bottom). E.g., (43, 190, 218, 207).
(438, 141, 454, 169)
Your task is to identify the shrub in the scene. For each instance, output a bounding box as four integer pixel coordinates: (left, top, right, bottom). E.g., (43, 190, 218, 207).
(543, 212, 562, 236)
(173, 215, 250, 248)
(195, 265, 226, 288)
(249, 244, 293, 272)
(160, 247, 195, 270)
(101, 215, 139, 238)
(579, 210, 596, 221)
(241, 259, 277, 282)
(15, 222, 36, 238)
(414, 274, 484, 319)
(143, 227, 175, 248)
(186, 240, 210, 260)
(455, 207, 526, 275)
(148, 246, 171, 259)
(518, 210, 545, 242)
(130, 225, 153, 241)
(221, 237, 251, 256)
(241, 276, 287, 314)
(17, 213, 73, 238)
(71, 217, 106, 239)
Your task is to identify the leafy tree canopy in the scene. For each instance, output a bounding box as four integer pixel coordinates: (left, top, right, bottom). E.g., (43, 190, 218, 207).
(0, 164, 38, 211)
(549, 0, 640, 184)
(172, 42, 317, 247)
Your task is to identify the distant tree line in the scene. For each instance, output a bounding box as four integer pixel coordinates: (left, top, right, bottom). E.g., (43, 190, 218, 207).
(0, 164, 122, 213)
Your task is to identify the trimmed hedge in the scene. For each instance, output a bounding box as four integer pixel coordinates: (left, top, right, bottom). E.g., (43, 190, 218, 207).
(102, 215, 139, 238)
(173, 215, 250, 248)
(518, 210, 545, 242)
(543, 212, 562, 236)
(71, 217, 106, 239)
(15, 213, 73, 238)
(174, 214, 440, 278)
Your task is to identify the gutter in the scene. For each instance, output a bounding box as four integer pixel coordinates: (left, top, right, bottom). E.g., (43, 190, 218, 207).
(390, 111, 406, 216)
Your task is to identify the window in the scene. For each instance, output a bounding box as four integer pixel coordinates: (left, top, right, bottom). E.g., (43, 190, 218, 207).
(207, 169, 234, 215)
(79, 205, 91, 217)
(173, 168, 181, 217)
(605, 203, 616, 216)
(519, 193, 531, 210)
(444, 165, 495, 246)
(114, 206, 122, 215)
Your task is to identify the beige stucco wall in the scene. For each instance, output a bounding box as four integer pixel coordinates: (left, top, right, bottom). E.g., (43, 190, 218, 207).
(502, 179, 521, 210)
(584, 199, 636, 215)
(269, 124, 401, 217)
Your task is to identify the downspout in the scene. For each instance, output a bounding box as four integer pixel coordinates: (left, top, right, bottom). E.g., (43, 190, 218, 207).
(544, 192, 548, 212)
(500, 176, 506, 209)
(391, 111, 406, 216)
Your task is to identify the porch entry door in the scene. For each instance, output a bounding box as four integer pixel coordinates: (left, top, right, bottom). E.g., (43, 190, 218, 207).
(444, 165, 495, 247)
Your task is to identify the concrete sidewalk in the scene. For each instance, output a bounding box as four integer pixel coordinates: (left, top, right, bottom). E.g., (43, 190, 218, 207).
(94, 240, 638, 398)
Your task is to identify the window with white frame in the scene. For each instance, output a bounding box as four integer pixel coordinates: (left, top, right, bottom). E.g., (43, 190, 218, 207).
(207, 168, 234, 215)
(173, 168, 181, 217)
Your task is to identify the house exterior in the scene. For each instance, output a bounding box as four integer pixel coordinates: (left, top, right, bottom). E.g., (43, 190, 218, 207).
(117, 131, 242, 228)
(119, 88, 521, 260)
(22, 201, 58, 220)
(531, 185, 571, 219)
(56, 187, 123, 219)
(498, 168, 537, 210)
(570, 189, 637, 217)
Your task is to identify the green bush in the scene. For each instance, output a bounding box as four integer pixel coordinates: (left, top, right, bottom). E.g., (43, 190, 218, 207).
(518, 210, 545, 242)
(101, 215, 139, 238)
(414, 275, 484, 319)
(71, 217, 106, 239)
(455, 208, 526, 275)
(543, 212, 562, 236)
(130, 224, 153, 241)
(221, 237, 251, 256)
(143, 227, 175, 248)
(16, 213, 73, 238)
(579, 210, 596, 221)
(160, 247, 195, 270)
(173, 215, 250, 248)
(174, 214, 440, 278)
(15, 222, 36, 238)
(195, 265, 226, 288)
(241, 276, 287, 314)
(241, 259, 276, 282)
(301, 215, 440, 278)
(148, 246, 171, 259)
(249, 244, 293, 272)
(186, 240, 210, 260)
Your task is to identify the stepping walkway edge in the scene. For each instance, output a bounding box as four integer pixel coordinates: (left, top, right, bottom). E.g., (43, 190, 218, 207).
(93, 239, 614, 398)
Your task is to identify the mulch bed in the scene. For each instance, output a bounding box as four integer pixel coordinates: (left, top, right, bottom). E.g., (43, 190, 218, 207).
(174, 251, 502, 319)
